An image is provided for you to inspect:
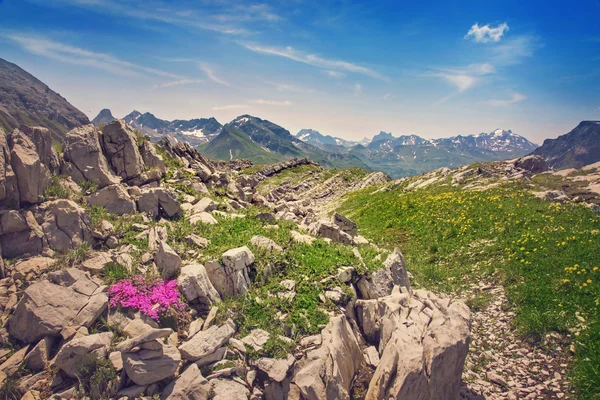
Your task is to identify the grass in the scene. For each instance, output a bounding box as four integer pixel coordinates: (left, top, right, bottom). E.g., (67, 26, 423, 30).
(100, 262, 130, 284)
(163, 203, 381, 358)
(51, 242, 92, 271)
(75, 355, 118, 399)
(44, 175, 74, 201)
(338, 181, 600, 398)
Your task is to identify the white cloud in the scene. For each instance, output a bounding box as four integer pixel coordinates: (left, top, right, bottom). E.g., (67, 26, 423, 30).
(487, 92, 527, 106)
(353, 83, 363, 96)
(252, 99, 292, 106)
(241, 43, 389, 81)
(383, 93, 392, 100)
(153, 79, 204, 88)
(435, 74, 478, 92)
(271, 82, 315, 93)
(199, 63, 231, 86)
(212, 104, 250, 111)
(465, 23, 509, 43)
(491, 36, 539, 66)
(5, 33, 181, 79)
(323, 70, 346, 79)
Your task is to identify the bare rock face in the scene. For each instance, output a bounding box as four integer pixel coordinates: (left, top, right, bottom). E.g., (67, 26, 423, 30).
(0, 128, 19, 208)
(140, 139, 166, 175)
(514, 155, 548, 174)
(54, 332, 112, 377)
(137, 187, 182, 218)
(332, 213, 357, 236)
(309, 220, 353, 245)
(87, 183, 136, 215)
(156, 240, 182, 279)
(62, 125, 120, 188)
(355, 286, 471, 400)
(292, 315, 363, 400)
(101, 120, 145, 181)
(7, 128, 51, 204)
(205, 247, 255, 297)
(39, 199, 93, 253)
(356, 248, 410, 300)
(18, 125, 60, 173)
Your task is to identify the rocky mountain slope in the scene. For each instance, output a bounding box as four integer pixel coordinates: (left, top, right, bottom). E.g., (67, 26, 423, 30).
(201, 115, 369, 170)
(0, 57, 90, 141)
(91, 109, 223, 147)
(0, 119, 472, 400)
(532, 120, 600, 169)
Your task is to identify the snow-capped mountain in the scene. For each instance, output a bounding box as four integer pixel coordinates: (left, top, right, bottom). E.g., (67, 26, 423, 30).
(91, 109, 223, 146)
(295, 129, 358, 150)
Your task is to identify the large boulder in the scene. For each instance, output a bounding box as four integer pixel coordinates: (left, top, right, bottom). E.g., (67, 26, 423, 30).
(514, 155, 548, 174)
(309, 220, 353, 244)
(39, 199, 93, 253)
(156, 240, 182, 279)
(7, 128, 51, 204)
(8, 281, 89, 343)
(355, 287, 471, 400)
(101, 120, 145, 180)
(292, 316, 362, 399)
(137, 187, 182, 218)
(87, 184, 136, 215)
(204, 247, 255, 297)
(62, 125, 120, 188)
(177, 263, 221, 304)
(19, 125, 59, 172)
(140, 140, 166, 175)
(54, 332, 112, 377)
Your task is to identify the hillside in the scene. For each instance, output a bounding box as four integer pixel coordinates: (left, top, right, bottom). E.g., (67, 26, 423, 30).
(532, 121, 600, 169)
(199, 124, 283, 164)
(203, 115, 369, 169)
(0, 57, 89, 140)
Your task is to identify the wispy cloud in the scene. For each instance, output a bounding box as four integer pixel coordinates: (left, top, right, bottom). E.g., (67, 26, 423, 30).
(465, 23, 509, 43)
(427, 63, 495, 92)
(252, 99, 292, 106)
(353, 83, 363, 96)
(487, 92, 527, 106)
(5, 33, 181, 78)
(323, 70, 346, 79)
(199, 63, 231, 86)
(491, 36, 540, 66)
(241, 43, 389, 81)
(31, 0, 258, 35)
(153, 79, 204, 89)
(212, 104, 250, 111)
(272, 82, 314, 93)
(383, 93, 392, 100)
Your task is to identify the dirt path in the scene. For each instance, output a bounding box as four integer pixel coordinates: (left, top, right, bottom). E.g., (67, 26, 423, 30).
(460, 285, 575, 400)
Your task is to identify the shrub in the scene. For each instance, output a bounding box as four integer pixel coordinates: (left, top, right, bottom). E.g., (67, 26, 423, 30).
(109, 275, 189, 325)
(44, 175, 72, 200)
(78, 180, 99, 195)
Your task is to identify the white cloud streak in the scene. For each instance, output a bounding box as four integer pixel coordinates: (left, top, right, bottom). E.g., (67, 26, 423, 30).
(252, 99, 292, 106)
(5, 33, 182, 79)
(487, 92, 527, 106)
(153, 79, 204, 88)
(323, 70, 346, 79)
(353, 83, 363, 96)
(212, 104, 250, 111)
(428, 63, 495, 92)
(491, 36, 539, 66)
(199, 63, 231, 86)
(242, 43, 389, 81)
(465, 23, 509, 43)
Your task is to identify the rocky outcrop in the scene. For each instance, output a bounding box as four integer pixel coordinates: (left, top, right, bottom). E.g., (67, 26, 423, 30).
(177, 263, 221, 304)
(136, 187, 182, 218)
(39, 199, 93, 253)
(0, 128, 19, 208)
(356, 248, 410, 299)
(54, 332, 112, 377)
(292, 316, 363, 399)
(356, 286, 471, 400)
(101, 120, 145, 181)
(205, 247, 255, 297)
(179, 319, 235, 361)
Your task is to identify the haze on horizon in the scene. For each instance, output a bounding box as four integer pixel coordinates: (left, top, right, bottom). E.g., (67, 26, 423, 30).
(0, 0, 599, 144)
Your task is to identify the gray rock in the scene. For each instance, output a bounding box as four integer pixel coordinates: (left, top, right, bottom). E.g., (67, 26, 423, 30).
(210, 378, 250, 400)
(123, 343, 181, 385)
(86, 184, 136, 215)
(101, 120, 145, 180)
(179, 319, 235, 361)
(54, 332, 112, 377)
(8, 128, 51, 205)
(40, 199, 93, 253)
(250, 235, 283, 253)
(156, 240, 181, 279)
(161, 363, 210, 400)
(332, 213, 357, 236)
(62, 124, 120, 188)
(177, 263, 221, 304)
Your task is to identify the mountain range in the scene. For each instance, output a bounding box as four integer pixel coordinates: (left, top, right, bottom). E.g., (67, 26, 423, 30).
(296, 128, 539, 178)
(0, 57, 89, 140)
(2, 56, 598, 177)
(92, 109, 222, 146)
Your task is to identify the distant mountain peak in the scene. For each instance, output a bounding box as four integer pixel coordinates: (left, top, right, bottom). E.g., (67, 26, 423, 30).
(532, 121, 600, 169)
(91, 109, 115, 126)
(372, 131, 394, 142)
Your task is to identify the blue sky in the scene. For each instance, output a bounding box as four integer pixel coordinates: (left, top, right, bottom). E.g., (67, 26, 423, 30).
(0, 0, 599, 143)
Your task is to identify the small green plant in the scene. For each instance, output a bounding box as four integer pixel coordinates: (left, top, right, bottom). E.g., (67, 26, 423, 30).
(78, 180, 99, 195)
(52, 140, 63, 155)
(100, 262, 129, 284)
(466, 292, 493, 312)
(52, 243, 92, 271)
(0, 376, 21, 400)
(44, 175, 72, 200)
(75, 355, 118, 399)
